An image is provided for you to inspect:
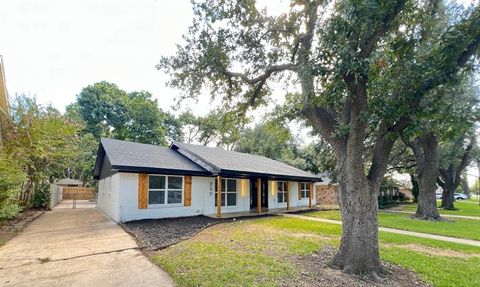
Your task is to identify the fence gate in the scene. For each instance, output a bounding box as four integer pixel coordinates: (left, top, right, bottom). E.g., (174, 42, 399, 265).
(63, 187, 96, 200)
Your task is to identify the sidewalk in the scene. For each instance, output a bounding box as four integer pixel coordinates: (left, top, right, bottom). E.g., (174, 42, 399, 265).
(381, 209, 480, 220)
(283, 213, 480, 247)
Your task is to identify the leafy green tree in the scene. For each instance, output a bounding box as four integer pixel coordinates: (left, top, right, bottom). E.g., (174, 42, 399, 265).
(71, 81, 178, 145)
(402, 74, 479, 218)
(62, 133, 98, 186)
(7, 95, 80, 207)
(158, 0, 480, 276)
(73, 81, 128, 139)
(236, 121, 294, 159)
(178, 110, 248, 148)
(438, 131, 475, 209)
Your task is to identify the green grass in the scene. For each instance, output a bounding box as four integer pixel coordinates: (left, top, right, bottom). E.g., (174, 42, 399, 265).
(260, 217, 480, 253)
(381, 248, 480, 287)
(400, 200, 480, 217)
(154, 241, 296, 287)
(304, 210, 480, 241)
(152, 216, 480, 286)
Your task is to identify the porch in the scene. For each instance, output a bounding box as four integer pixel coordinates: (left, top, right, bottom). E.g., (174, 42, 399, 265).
(206, 206, 317, 219)
(213, 176, 315, 219)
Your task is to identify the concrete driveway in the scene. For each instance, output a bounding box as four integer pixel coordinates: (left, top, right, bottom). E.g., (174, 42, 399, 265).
(0, 206, 174, 287)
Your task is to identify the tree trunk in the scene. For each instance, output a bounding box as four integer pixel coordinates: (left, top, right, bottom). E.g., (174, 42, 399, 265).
(404, 132, 442, 220)
(441, 184, 456, 209)
(460, 172, 470, 198)
(329, 160, 382, 278)
(410, 174, 419, 202)
(416, 173, 441, 220)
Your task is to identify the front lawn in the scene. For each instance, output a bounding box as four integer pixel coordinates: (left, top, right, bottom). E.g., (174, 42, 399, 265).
(151, 217, 480, 287)
(399, 200, 480, 217)
(304, 210, 480, 241)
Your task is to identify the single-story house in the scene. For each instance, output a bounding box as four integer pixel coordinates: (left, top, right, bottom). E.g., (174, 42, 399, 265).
(93, 138, 322, 222)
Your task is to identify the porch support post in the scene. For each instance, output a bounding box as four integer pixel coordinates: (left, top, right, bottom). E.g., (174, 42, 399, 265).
(257, 178, 261, 213)
(216, 176, 222, 218)
(309, 182, 313, 208)
(286, 181, 290, 210)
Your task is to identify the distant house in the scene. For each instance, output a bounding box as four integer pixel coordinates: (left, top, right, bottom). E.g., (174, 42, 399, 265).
(55, 178, 84, 187)
(94, 138, 321, 222)
(0, 55, 9, 143)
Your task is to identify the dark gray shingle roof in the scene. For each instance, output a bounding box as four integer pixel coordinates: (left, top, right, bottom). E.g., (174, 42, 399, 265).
(172, 142, 320, 180)
(101, 138, 207, 173)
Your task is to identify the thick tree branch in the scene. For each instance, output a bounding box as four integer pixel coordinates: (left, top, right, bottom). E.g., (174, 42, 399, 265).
(368, 116, 411, 183)
(454, 142, 474, 186)
(223, 63, 296, 85)
(302, 105, 346, 157)
(358, 0, 407, 58)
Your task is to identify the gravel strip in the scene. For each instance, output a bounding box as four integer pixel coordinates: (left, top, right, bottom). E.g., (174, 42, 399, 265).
(122, 215, 232, 250)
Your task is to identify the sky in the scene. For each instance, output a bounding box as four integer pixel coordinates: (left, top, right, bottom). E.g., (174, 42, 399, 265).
(1, 0, 478, 186)
(0, 0, 200, 113)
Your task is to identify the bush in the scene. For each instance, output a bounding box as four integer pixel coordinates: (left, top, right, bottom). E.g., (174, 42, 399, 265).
(32, 184, 50, 208)
(0, 152, 26, 219)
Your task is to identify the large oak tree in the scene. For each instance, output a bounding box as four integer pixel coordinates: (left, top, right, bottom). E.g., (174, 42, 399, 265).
(159, 0, 480, 277)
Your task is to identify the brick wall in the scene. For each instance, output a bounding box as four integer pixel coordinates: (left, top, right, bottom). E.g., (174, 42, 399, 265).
(316, 184, 339, 205)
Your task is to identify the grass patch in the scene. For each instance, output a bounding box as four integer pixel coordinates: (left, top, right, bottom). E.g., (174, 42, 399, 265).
(305, 210, 480, 241)
(381, 247, 480, 287)
(400, 200, 480, 217)
(154, 241, 295, 287)
(152, 216, 480, 287)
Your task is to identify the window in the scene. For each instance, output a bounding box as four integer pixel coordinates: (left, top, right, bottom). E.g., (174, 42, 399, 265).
(277, 181, 287, 203)
(215, 178, 237, 207)
(300, 182, 309, 198)
(148, 175, 183, 205)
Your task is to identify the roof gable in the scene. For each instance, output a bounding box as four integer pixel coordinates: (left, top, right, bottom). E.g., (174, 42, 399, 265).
(93, 138, 209, 179)
(171, 142, 320, 180)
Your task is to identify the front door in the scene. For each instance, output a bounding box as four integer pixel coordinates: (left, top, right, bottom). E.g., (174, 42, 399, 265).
(250, 178, 268, 210)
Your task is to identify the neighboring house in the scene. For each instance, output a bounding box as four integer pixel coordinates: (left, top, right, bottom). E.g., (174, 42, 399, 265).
(315, 173, 339, 206)
(55, 178, 84, 187)
(0, 55, 9, 143)
(94, 138, 321, 222)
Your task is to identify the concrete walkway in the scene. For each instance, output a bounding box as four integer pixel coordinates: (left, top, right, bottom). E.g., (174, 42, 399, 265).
(0, 207, 174, 287)
(283, 213, 480, 247)
(381, 209, 480, 220)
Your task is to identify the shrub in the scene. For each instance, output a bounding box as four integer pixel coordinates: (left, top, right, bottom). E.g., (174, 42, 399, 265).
(0, 152, 26, 219)
(32, 184, 50, 208)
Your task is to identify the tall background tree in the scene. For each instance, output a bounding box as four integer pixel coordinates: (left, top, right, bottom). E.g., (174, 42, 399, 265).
(67, 81, 181, 145)
(158, 0, 480, 277)
(401, 74, 479, 219)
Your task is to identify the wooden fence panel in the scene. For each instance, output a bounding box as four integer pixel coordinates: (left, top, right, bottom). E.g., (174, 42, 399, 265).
(62, 187, 96, 200)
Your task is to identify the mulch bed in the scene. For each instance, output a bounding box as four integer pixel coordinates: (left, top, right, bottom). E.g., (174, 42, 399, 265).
(0, 209, 45, 247)
(122, 215, 234, 250)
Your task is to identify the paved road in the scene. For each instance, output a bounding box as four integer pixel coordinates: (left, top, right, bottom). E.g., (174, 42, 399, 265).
(283, 213, 480, 247)
(0, 207, 174, 287)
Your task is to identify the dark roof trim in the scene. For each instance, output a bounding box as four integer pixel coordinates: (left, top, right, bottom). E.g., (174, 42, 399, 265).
(93, 143, 106, 180)
(219, 169, 322, 182)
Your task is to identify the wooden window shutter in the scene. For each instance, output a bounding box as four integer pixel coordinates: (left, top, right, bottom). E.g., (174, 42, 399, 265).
(184, 176, 192, 206)
(298, 182, 302, 200)
(138, 173, 148, 209)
